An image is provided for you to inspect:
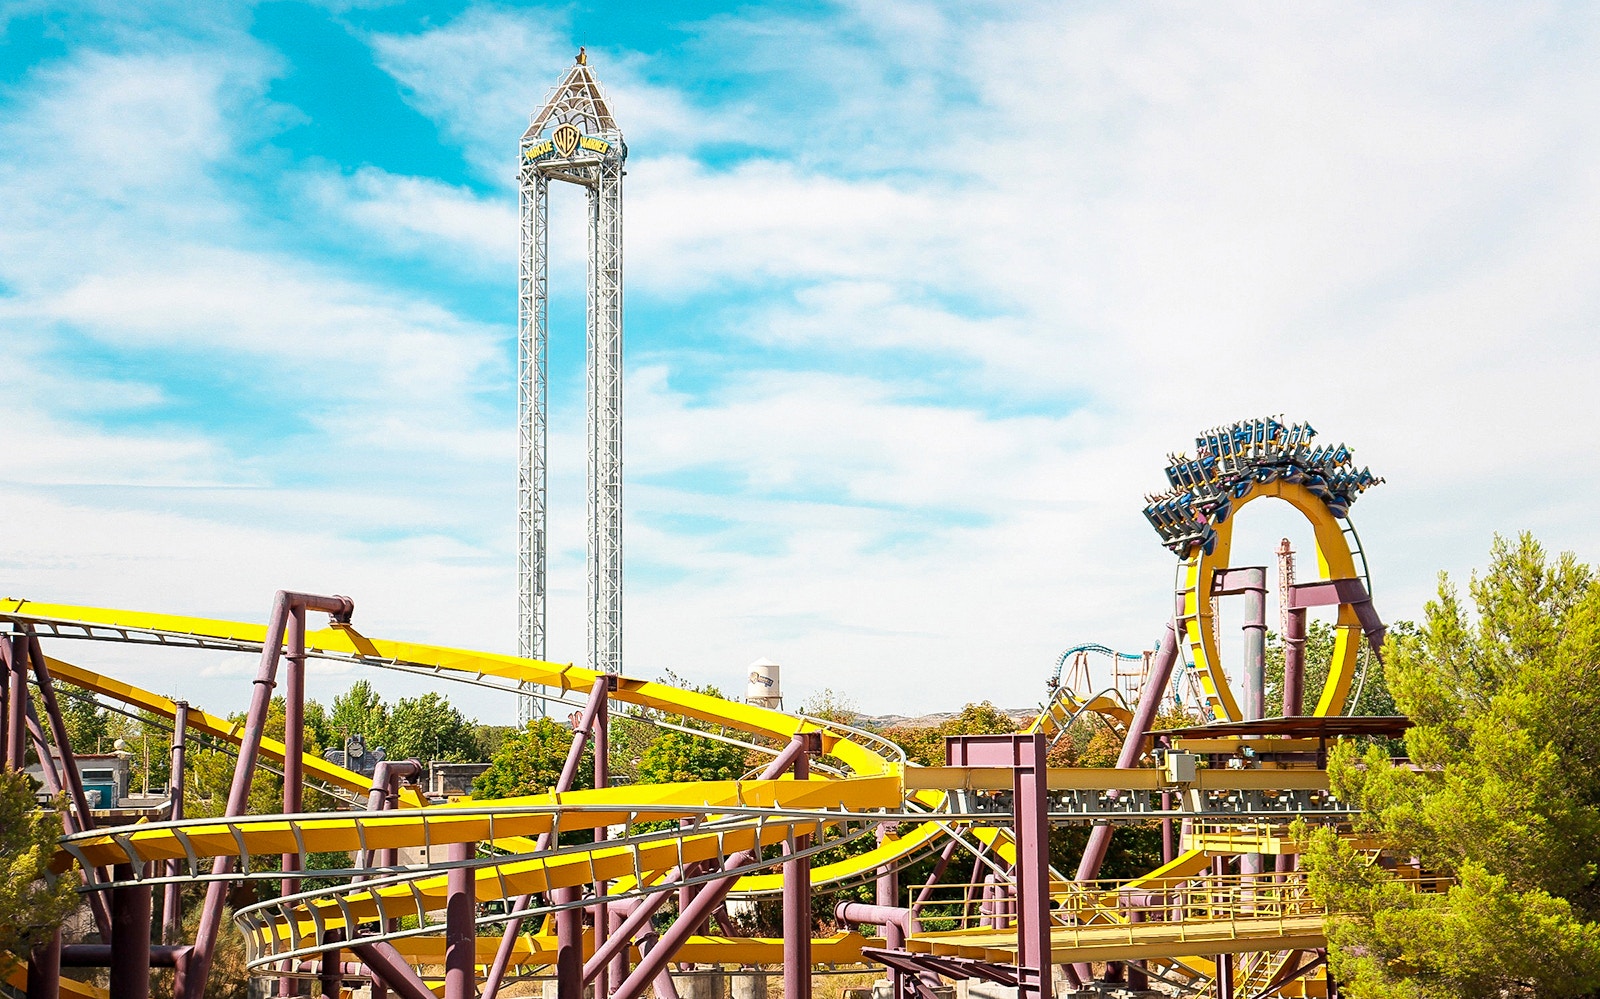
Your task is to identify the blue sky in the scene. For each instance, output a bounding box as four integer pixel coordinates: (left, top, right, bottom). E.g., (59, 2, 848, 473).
(3, 1, 1598, 722)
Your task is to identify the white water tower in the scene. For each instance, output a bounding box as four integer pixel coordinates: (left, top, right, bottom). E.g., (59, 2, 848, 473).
(745, 658, 782, 709)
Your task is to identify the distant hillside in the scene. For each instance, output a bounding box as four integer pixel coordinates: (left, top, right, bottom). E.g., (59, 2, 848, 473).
(856, 707, 1038, 730)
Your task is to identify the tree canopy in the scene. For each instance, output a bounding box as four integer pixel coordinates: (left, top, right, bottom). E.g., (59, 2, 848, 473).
(1302, 533, 1600, 998)
(0, 772, 78, 975)
(884, 701, 1018, 766)
(635, 730, 748, 784)
(473, 718, 593, 800)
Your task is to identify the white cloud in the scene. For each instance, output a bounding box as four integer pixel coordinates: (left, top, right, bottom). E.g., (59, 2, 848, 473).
(300, 166, 518, 270)
(4, 3, 1599, 721)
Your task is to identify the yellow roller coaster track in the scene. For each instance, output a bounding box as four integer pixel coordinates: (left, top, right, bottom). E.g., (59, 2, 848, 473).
(2, 598, 1350, 995)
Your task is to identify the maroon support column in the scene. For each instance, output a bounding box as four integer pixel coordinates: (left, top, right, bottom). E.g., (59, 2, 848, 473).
(6, 635, 26, 770)
(163, 701, 190, 945)
(946, 734, 1051, 999)
(28, 928, 62, 999)
(0, 638, 10, 771)
(783, 745, 813, 999)
(186, 591, 353, 999)
(607, 734, 820, 999)
(111, 864, 153, 999)
(30, 635, 102, 835)
(279, 606, 307, 999)
(1075, 619, 1182, 886)
(1125, 909, 1147, 990)
(349, 942, 441, 999)
(1283, 606, 1307, 717)
(556, 885, 584, 999)
(320, 931, 343, 998)
(445, 841, 476, 999)
(485, 676, 614, 999)
(594, 685, 612, 998)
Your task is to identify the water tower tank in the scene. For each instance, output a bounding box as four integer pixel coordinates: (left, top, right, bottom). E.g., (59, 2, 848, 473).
(746, 658, 782, 709)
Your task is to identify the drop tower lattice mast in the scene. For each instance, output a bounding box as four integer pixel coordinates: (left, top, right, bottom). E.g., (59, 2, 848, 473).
(518, 51, 627, 722)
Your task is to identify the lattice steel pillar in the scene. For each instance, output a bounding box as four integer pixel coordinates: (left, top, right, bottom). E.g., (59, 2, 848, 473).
(517, 168, 549, 723)
(519, 51, 628, 720)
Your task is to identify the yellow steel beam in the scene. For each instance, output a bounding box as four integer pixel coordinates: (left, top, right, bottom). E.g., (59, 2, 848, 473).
(901, 766, 1328, 793)
(64, 774, 901, 869)
(0, 600, 891, 777)
(907, 916, 1327, 964)
(6, 966, 107, 999)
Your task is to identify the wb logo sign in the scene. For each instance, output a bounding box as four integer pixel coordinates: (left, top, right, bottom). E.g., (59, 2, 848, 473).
(552, 123, 581, 158)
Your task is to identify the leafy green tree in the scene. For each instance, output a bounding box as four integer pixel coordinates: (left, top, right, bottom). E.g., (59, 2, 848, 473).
(27, 683, 112, 763)
(635, 730, 748, 784)
(0, 773, 78, 975)
(385, 692, 478, 762)
(473, 718, 592, 799)
(328, 680, 388, 752)
(473, 723, 517, 761)
(1302, 533, 1600, 998)
(303, 698, 333, 757)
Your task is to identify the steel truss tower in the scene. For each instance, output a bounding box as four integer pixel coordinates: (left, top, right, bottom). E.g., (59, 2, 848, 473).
(518, 52, 627, 722)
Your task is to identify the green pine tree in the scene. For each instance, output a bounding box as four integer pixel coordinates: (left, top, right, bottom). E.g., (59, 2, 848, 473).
(1301, 533, 1600, 998)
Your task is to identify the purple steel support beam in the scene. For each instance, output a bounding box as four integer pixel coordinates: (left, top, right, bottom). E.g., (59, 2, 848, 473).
(555, 886, 585, 999)
(30, 634, 102, 832)
(838, 899, 912, 997)
(677, 852, 705, 943)
(0, 638, 9, 771)
(110, 863, 152, 999)
(581, 732, 816, 987)
(277, 614, 306, 999)
(349, 942, 440, 999)
(1074, 620, 1182, 889)
(319, 931, 344, 999)
(1288, 579, 1387, 656)
(1228, 571, 1269, 886)
(608, 906, 632, 990)
(357, 757, 418, 999)
(944, 735, 1050, 999)
(163, 701, 190, 945)
(356, 758, 422, 869)
(609, 733, 821, 999)
(836, 903, 908, 948)
(594, 684, 611, 998)
(7, 635, 27, 771)
(60, 944, 189, 967)
(445, 840, 476, 999)
(784, 745, 813, 999)
(875, 825, 897, 908)
(636, 934, 680, 999)
(1126, 909, 1147, 990)
(281, 603, 308, 998)
(29, 928, 62, 999)
(1283, 607, 1307, 717)
(1214, 951, 1233, 999)
(185, 590, 353, 999)
(911, 838, 958, 920)
(484, 676, 616, 999)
